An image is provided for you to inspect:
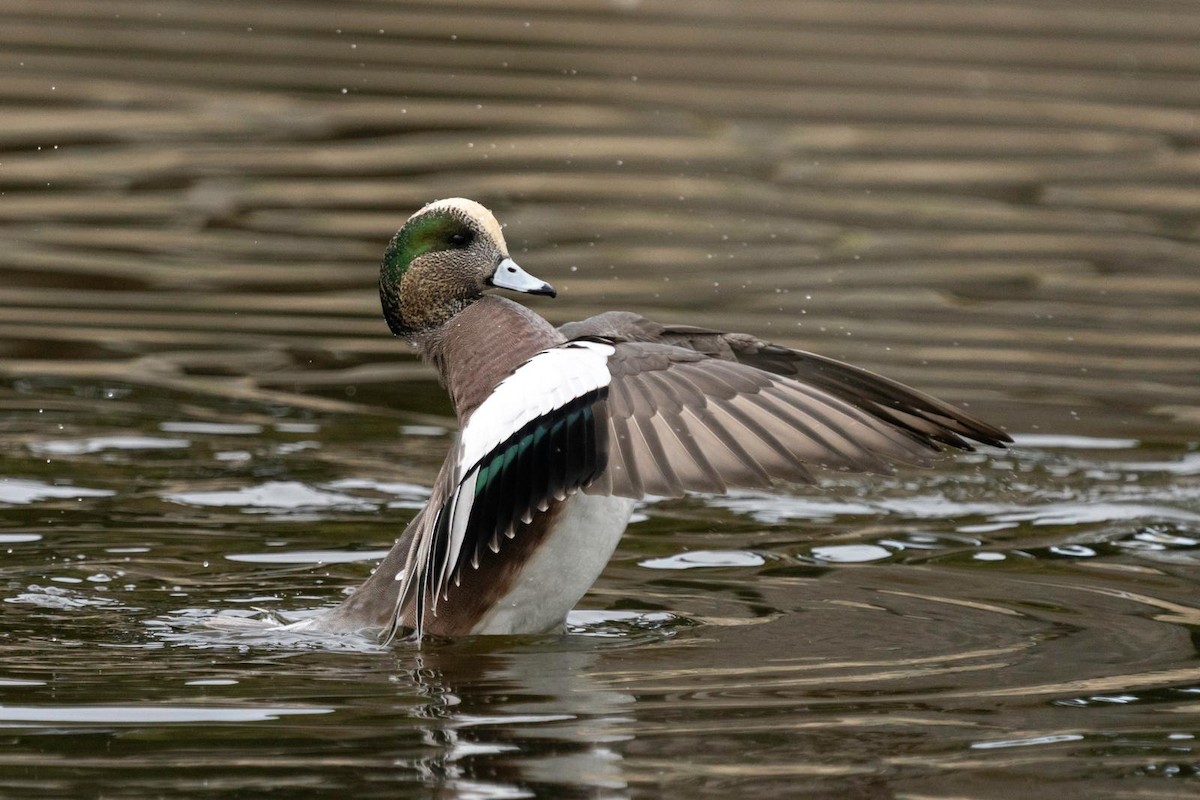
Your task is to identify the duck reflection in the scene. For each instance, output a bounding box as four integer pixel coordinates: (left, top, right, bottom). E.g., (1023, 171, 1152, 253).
(396, 636, 636, 798)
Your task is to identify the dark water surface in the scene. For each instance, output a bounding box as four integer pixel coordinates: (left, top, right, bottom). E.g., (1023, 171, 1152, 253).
(2, 1, 1200, 797)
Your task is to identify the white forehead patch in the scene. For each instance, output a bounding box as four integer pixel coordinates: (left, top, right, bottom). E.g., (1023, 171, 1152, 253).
(412, 197, 508, 252)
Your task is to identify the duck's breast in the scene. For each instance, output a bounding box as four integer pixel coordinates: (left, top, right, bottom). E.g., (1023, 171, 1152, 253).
(469, 493, 637, 635)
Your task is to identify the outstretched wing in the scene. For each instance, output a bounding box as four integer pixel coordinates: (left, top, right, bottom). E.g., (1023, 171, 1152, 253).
(561, 311, 1010, 452)
(583, 341, 999, 498)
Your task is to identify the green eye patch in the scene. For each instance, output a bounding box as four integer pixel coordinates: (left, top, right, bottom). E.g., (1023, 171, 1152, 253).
(382, 212, 475, 284)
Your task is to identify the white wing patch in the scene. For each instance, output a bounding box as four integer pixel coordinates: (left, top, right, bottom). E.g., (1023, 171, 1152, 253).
(457, 340, 614, 473)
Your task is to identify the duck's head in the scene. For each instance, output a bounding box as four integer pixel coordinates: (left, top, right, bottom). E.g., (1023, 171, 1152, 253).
(379, 198, 556, 338)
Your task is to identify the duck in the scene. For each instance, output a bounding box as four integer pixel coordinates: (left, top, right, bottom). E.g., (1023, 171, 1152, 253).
(309, 197, 1010, 641)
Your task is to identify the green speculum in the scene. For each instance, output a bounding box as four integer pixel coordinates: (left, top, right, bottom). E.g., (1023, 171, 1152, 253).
(473, 405, 591, 498)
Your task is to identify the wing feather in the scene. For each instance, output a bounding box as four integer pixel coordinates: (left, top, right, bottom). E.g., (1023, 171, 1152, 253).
(588, 340, 1005, 500)
(561, 312, 1010, 449)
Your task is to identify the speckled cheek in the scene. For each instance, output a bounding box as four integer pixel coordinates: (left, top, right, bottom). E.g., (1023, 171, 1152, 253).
(398, 276, 433, 331)
(399, 261, 469, 332)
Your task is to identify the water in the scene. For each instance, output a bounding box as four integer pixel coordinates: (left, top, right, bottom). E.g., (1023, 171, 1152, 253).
(2, 0, 1200, 797)
(3, 385, 1199, 797)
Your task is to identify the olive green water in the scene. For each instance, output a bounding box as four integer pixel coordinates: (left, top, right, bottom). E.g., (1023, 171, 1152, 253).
(2, 1, 1200, 797)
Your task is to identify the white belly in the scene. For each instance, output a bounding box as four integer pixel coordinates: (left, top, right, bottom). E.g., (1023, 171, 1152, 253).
(470, 493, 636, 635)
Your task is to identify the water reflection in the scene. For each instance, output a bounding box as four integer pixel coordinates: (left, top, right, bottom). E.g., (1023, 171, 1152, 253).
(401, 643, 637, 798)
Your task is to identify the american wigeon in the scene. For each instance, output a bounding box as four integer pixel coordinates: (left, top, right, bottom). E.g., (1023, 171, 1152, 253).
(310, 198, 1010, 640)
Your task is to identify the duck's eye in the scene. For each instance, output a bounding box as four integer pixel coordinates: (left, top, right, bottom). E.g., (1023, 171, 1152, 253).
(448, 231, 473, 248)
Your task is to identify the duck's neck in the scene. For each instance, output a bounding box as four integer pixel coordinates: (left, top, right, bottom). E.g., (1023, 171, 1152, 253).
(417, 295, 564, 422)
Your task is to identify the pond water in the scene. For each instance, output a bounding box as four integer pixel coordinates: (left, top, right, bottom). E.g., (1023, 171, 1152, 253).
(2, 1, 1199, 797)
